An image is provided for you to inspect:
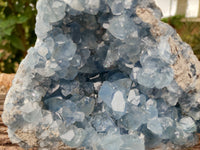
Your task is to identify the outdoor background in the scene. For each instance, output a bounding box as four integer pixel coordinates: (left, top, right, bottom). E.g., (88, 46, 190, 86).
(0, 0, 200, 73)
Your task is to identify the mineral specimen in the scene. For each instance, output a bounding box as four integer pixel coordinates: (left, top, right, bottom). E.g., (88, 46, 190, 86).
(2, 0, 200, 149)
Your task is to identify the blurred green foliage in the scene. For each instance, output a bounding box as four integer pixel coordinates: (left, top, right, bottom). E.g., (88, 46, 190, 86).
(162, 15, 200, 60)
(162, 15, 184, 29)
(0, 0, 37, 73)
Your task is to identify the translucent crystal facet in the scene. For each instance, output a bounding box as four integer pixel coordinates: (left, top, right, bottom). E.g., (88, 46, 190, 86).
(2, 0, 200, 149)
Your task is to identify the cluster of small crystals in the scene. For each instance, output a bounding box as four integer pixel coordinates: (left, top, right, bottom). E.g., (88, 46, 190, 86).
(3, 0, 200, 149)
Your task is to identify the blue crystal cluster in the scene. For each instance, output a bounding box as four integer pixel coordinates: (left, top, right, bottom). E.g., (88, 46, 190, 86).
(2, 0, 200, 149)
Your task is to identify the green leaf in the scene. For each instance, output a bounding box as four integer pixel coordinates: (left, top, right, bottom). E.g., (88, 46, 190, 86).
(3, 26, 15, 35)
(0, 16, 17, 29)
(9, 35, 25, 51)
(0, 0, 37, 73)
(16, 15, 29, 24)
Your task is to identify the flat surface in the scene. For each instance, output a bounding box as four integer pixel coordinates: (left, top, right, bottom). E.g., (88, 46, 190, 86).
(0, 94, 200, 150)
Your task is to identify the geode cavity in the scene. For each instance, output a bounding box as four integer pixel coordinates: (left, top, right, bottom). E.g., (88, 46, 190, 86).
(2, 0, 200, 149)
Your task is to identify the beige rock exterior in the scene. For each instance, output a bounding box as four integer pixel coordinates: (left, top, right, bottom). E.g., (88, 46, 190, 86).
(136, 7, 200, 93)
(0, 73, 15, 94)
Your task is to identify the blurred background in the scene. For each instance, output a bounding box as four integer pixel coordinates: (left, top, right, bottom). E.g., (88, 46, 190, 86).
(0, 0, 200, 73)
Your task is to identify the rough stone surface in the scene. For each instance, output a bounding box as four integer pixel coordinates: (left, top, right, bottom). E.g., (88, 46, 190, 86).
(2, 0, 200, 149)
(0, 73, 15, 94)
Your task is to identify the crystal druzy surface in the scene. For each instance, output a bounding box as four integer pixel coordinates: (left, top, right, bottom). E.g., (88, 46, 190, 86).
(2, 0, 200, 149)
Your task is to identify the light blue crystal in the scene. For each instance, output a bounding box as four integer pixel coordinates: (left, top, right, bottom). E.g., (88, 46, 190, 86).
(77, 97, 95, 116)
(57, 101, 85, 126)
(101, 132, 123, 150)
(35, 0, 66, 39)
(60, 125, 86, 147)
(90, 113, 116, 133)
(43, 96, 65, 112)
(64, 0, 100, 15)
(119, 105, 147, 131)
(106, 14, 137, 40)
(3, 0, 200, 149)
(127, 89, 141, 105)
(98, 81, 116, 107)
(179, 117, 197, 134)
(136, 56, 174, 89)
(53, 34, 77, 61)
(147, 118, 163, 135)
(120, 134, 145, 150)
(60, 80, 80, 97)
(20, 102, 42, 123)
(108, 0, 124, 15)
(145, 99, 158, 119)
(159, 117, 175, 139)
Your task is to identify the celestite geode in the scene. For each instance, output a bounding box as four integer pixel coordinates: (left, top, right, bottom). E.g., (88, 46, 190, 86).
(2, 0, 200, 149)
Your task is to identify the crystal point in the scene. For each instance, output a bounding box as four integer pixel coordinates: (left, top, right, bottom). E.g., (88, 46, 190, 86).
(2, 0, 200, 149)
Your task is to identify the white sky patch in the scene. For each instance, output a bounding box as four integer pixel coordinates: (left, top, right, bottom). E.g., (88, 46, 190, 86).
(111, 91, 126, 112)
(155, 0, 177, 17)
(61, 130, 75, 141)
(155, 0, 200, 18)
(186, 0, 199, 17)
